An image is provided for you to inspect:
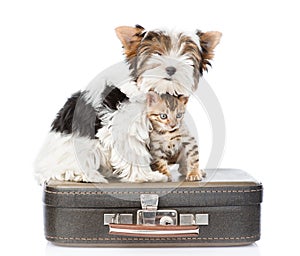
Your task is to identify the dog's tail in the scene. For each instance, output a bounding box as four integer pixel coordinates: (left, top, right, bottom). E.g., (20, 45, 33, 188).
(51, 91, 102, 139)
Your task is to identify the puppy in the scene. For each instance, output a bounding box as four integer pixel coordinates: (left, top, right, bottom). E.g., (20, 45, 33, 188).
(34, 25, 221, 184)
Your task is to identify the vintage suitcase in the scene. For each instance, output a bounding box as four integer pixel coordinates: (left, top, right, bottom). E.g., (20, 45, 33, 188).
(43, 168, 263, 247)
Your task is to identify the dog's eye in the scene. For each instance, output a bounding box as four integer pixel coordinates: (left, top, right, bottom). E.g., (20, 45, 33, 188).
(184, 59, 194, 66)
(153, 52, 162, 56)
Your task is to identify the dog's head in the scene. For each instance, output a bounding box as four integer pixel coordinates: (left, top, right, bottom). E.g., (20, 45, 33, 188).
(115, 25, 221, 96)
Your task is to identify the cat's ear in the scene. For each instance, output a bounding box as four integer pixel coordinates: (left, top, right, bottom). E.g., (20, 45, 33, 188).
(179, 96, 189, 105)
(147, 91, 160, 106)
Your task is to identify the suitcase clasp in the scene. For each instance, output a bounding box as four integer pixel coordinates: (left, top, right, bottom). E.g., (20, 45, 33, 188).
(104, 194, 209, 227)
(140, 194, 159, 211)
(137, 194, 177, 225)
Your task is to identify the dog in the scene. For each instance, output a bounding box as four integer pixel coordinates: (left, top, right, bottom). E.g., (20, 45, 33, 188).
(34, 25, 221, 184)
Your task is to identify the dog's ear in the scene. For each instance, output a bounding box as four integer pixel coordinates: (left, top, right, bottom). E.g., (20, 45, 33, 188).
(196, 31, 222, 72)
(115, 25, 145, 57)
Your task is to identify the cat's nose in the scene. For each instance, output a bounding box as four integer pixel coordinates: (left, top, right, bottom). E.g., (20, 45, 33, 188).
(165, 66, 176, 76)
(170, 123, 176, 129)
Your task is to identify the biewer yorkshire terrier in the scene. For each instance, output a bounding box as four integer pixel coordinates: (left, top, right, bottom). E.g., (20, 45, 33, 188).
(34, 25, 221, 184)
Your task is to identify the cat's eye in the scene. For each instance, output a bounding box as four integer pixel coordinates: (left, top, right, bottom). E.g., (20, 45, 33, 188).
(176, 113, 183, 118)
(160, 113, 168, 119)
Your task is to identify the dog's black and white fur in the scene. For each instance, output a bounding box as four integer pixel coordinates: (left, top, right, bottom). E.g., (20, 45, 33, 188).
(34, 25, 221, 184)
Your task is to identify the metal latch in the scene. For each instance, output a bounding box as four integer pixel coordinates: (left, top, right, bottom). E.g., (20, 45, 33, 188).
(137, 194, 177, 225)
(103, 213, 133, 225)
(180, 214, 209, 226)
(104, 194, 209, 227)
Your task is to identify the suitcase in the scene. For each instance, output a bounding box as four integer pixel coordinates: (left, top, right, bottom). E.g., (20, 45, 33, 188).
(43, 168, 263, 247)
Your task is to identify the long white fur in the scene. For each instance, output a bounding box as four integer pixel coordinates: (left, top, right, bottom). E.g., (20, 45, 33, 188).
(137, 32, 196, 96)
(34, 29, 202, 184)
(34, 78, 167, 184)
(34, 132, 108, 184)
(104, 99, 167, 182)
(84, 62, 131, 108)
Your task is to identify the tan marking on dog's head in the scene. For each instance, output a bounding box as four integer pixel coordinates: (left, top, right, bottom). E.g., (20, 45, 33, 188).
(138, 31, 172, 56)
(115, 25, 145, 59)
(115, 25, 222, 96)
(196, 31, 222, 71)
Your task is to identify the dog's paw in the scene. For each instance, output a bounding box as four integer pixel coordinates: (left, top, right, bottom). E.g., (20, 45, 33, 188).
(186, 169, 204, 182)
(146, 171, 169, 183)
(82, 170, 109, 183)
(120, 169, 169, 183)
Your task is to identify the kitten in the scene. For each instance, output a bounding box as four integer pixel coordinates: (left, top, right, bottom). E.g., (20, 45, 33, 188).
(146, 92, 206, 181)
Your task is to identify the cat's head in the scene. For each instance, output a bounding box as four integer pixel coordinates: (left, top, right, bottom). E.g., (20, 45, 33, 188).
(146, 91, 188, 133)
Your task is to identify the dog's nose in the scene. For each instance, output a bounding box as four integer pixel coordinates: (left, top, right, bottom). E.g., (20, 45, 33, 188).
(165, 66, 176, 76)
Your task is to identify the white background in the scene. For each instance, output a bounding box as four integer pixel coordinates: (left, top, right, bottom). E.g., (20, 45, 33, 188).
(0, 0, 299, 255)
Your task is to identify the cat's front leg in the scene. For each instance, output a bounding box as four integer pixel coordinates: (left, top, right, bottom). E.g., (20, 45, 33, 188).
(151, 159, 172, 181)
(186, 162, 206, 181)
(181, 138, 206, 181)
(178, 153, 203, 181)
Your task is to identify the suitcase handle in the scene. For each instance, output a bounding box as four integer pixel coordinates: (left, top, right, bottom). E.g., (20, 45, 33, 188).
(109, 224, 199, 237)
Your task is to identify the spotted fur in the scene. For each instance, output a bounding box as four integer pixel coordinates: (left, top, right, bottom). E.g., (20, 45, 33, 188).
(35, 25, 220, 185)
(146, 92, 206, 181)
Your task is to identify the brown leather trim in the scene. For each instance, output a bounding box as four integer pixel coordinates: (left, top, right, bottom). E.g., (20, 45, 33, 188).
(109, 224, 199, 237)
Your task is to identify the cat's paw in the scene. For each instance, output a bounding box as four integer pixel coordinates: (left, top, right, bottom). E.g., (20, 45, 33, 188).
(186, 169, 204, 182)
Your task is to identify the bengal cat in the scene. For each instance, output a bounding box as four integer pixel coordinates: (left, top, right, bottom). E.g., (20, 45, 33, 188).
(146, 92, 206, 181)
